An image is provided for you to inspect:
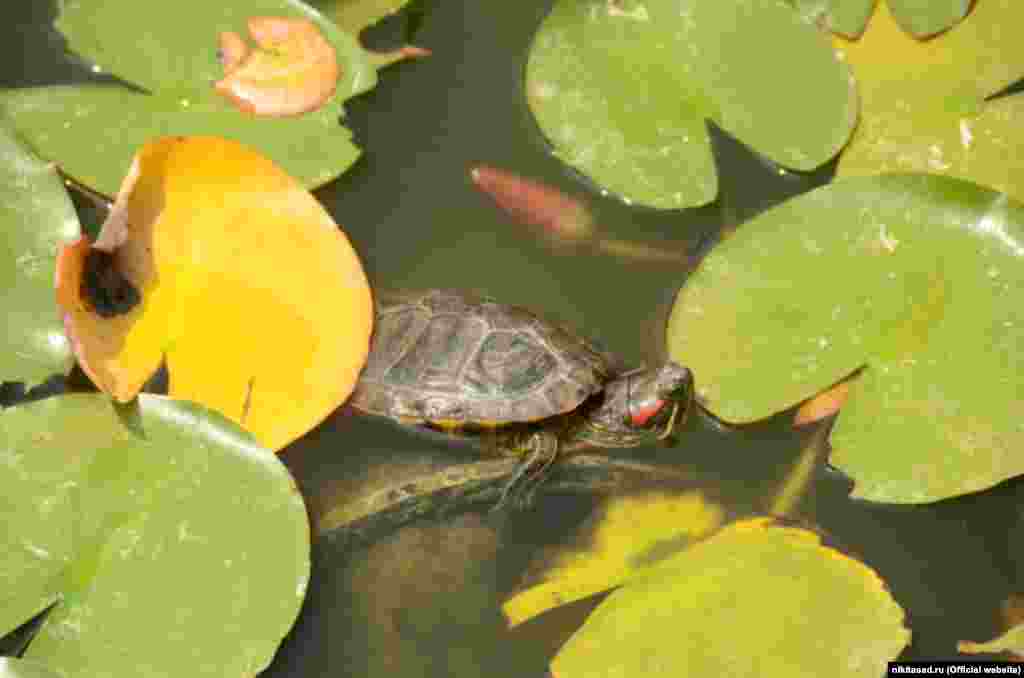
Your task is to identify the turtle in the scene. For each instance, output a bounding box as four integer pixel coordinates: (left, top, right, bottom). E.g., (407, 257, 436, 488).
(349, 289, 694, 504)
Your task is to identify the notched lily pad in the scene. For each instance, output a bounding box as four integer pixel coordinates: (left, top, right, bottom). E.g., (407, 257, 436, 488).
(527, 0, 856, 208)
(667, 174, 1024, 504)
(834, 0, 1024, 200)
(54, 136, 374, 451)
(0, 393, 309, 677)
(0, 119, 80, 386)
(551, 518, 909, 677)
(796, 0, 969, 38)
(317, 0, 431, 66)
(1, 0, 426, 195)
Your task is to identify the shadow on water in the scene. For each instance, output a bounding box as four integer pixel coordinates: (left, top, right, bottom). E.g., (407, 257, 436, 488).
(1, 0, 1020, 674)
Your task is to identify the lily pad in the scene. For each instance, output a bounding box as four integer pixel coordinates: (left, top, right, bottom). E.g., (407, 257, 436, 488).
(551, 518, 909, 677)
(502, 489, 725, 627)
(796, 0, 969, 38)
(526, 0, 856, 208)
(0, 0, 411, 196)
(319, 0, 411, 30)
(55, 136, 374, 451)
(0, 393, 309, 677)
(0, 119, 80, 386)
(317, 0, 418, 54)
(833, 0, 1024, 201)
(1, 85, 358, 199)
(792, 0, 874, 37)
(666, 174, 1024, 503)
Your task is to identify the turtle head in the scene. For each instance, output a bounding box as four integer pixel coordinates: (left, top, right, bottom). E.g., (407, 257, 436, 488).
(624, 362, 693, 432)
(579, 362, 694, 448)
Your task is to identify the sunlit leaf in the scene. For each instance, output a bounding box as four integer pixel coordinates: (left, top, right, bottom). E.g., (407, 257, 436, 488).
(551, 518, 909, 677)
(0, 659, 62, 678)
(502, 490, 724, 627)
(526, 0, 856, 208)
(666, 174, 1024, 503)
(0, 119, 79, 385)
(0, 394, 309, 677)
(834, 0, 1024, 200)
(55, 136, 373, 451)
(0, 0, 425, 196)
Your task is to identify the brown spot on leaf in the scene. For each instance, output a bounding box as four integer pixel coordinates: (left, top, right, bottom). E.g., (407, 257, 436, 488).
(214, 17, 339, 117)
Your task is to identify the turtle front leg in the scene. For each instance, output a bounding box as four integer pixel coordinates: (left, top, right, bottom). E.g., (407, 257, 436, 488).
(494, 430, 560, 510)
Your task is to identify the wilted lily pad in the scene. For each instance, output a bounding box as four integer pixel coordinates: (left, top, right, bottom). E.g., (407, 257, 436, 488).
(526, 0, 856, 208)
(551, 518, 908, 677)
(55, 136, 373, 451)
(502, 490, 725, 627)
(795, 0, 970, 38)
(1, 0, 424, 196)
(833, 0, 1024, 201)
(0, 119, 79, 386)
(666, 174, 1024, 503)
(0, 394, 309, 677)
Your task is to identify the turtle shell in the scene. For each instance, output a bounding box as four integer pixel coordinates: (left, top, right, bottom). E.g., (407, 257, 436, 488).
(349, 289, 611, 425)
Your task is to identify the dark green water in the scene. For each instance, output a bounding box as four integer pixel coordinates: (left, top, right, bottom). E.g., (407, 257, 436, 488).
(2, 1, 1020, 675)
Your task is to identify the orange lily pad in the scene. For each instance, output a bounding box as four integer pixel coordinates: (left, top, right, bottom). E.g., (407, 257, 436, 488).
(55, 136, 373, 450)
(214, 17, 340, 117)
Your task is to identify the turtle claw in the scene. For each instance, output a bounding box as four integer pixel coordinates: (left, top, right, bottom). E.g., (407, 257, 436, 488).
(491, 431, 559, 511)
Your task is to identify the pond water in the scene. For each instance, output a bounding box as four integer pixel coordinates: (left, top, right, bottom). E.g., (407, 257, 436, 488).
(2, 0, 1020, 675)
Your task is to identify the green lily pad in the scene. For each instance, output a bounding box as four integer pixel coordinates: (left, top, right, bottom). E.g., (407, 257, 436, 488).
(1, 85, 357, 201)
(795, 0, 969, 38)
(552, 518, 909, 677)
(666, 174, 1024, 504)
(0, 394, 310, 677)
(792, 0, 874, 37)
(526, 0, 856, 209)
(0, 659, 62, 678)
(0, 119, 79, 386)
(2, 0, 383, 196)
(886, 0, 970, 38)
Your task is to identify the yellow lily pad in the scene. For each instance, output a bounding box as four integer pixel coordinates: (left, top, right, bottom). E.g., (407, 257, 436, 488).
(55, 136, 373, 450)
(834, 0, 1024, 201)
(552, 518, 909, 677)
(502, 490, 724, 627)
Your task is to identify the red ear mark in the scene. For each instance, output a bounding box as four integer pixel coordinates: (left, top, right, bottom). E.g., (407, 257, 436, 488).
(629, 399, 666, 427)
